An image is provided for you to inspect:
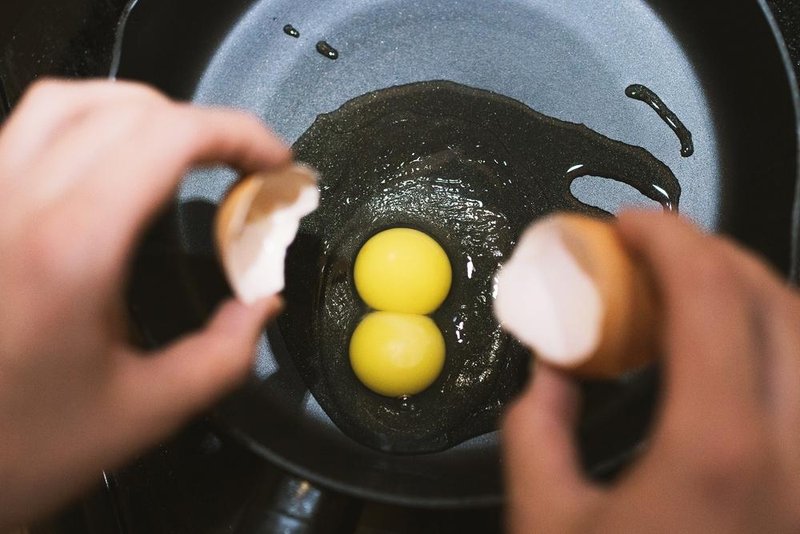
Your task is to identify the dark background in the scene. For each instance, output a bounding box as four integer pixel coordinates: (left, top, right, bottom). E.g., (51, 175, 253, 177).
(1, 1, 799, 533)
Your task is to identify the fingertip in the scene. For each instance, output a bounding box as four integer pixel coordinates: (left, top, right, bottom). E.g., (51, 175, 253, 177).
(271, 143, 293, 166)
(163, 296, 275, 391)
(245, 295, 285, 326)
(211, 295, 281, 335)
(512, 363, 580, 426)
(615, 209, 668, 243)
(170, 104, 293, 172)
(254, 137, 292, 170)
(503, 361, 580, 447)
(209, 298, 258, 332)
(532, 363, 581, 414)
(616, 210, 695, 241)
(128, 298, 275, 423)
(502, 361, 596, 518)
(237, 112, 291, 169)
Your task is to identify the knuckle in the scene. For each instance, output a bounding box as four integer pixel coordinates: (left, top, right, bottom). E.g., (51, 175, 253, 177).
(121, 101, 185, 147)
(25, 78, 66, 101)
(162, 106, 204, 144)
(102, 100, 162, 132)
(24, 213, 94, 285)
(15, 79, 68, 115)
(112, 80, 167, 102)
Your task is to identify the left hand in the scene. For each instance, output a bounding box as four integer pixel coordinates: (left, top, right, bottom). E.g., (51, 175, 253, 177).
(0, 79, 289, 530)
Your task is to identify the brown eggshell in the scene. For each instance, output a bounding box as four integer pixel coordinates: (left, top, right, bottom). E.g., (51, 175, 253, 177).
(495, 213, 659, 379)
(556, 214, 658, 378)
(214, 164, 319, 303)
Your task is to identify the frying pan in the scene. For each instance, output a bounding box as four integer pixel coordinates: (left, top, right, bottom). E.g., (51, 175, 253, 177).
(119, 0, 800, 524)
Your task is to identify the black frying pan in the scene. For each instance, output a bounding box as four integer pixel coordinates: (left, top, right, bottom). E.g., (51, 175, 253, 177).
(121, 0, 800, 520)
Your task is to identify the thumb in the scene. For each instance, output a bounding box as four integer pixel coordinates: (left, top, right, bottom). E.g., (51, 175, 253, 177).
(502, 363, 601, 533)
(112, 296, 282, 449)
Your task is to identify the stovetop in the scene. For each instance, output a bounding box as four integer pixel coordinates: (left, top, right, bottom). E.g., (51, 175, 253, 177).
(5, 1, 800, 533)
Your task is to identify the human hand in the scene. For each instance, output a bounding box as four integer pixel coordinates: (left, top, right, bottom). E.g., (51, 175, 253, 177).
(0, 79, 290, 529)
(503, 212, 800, 533)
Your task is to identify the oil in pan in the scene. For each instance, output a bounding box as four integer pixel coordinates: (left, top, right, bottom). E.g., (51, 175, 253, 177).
(278, 80, 680, 454)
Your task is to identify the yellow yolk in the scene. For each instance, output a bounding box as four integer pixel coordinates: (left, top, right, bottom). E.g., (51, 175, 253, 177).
(349, 312, 446, 397)
(354, 228, 452, 314)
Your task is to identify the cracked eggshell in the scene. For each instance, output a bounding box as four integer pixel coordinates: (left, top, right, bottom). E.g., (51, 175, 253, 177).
(215, 164, 319, 304)
(494, 213, 658, 379)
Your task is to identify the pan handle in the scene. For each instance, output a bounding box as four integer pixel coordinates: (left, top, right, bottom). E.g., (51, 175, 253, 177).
(235, 475, 361, 534)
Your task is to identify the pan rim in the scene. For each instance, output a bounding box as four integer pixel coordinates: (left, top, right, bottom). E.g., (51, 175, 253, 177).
(214, 416, 506, 508)
(754, 0, 800, 283)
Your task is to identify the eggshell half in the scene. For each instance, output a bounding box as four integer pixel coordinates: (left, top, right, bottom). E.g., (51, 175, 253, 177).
(215, 164, 319, 304)
(494, 213, 658, 378)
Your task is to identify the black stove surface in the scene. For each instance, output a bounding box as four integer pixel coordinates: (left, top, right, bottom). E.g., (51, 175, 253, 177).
(5, 1, 800, 533)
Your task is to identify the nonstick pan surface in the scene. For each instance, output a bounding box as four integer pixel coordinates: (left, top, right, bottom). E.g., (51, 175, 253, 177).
(122, 0, 800, 507)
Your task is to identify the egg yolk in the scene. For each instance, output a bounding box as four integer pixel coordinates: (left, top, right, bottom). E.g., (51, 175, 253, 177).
(354, 228, 452, 314)
(349, 312, 446, 397)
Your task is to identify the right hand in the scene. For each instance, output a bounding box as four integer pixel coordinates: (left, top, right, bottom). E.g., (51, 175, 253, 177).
(503, 211, 800, 533)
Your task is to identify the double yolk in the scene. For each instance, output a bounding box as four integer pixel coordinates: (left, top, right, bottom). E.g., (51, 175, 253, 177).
(350, 228, 452, 397)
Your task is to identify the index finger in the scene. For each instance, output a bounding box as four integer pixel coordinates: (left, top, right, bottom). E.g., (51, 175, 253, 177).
(0, 79, 168, 182)
(60, 102, 291, 264)
(615, 211, 762, 422)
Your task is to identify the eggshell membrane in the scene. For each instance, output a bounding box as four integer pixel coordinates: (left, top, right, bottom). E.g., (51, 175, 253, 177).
(494, 214, 658, 379)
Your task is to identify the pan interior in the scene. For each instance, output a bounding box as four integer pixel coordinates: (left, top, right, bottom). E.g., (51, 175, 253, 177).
(280, 79, 680, 454)
(176, 0, 718, 500)
(117, 0, 799, 506)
